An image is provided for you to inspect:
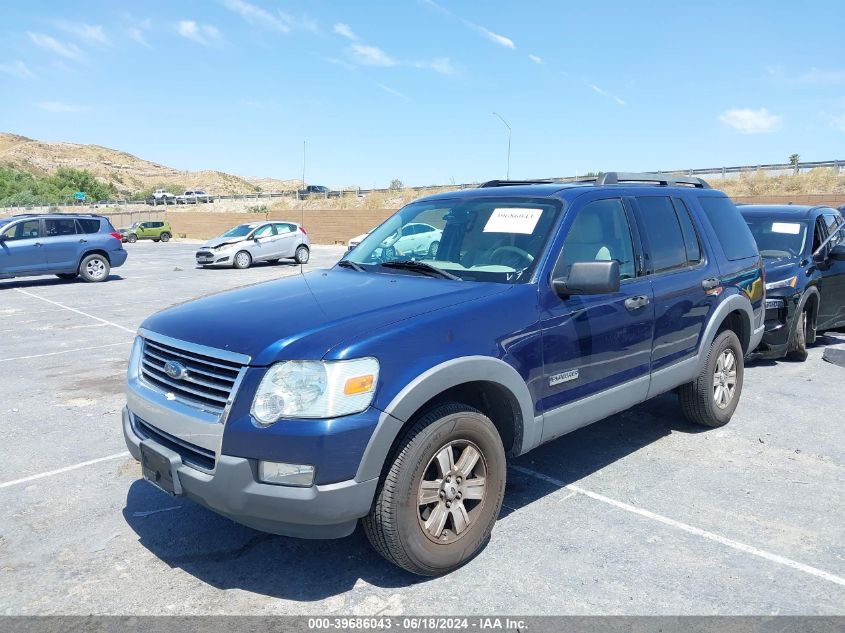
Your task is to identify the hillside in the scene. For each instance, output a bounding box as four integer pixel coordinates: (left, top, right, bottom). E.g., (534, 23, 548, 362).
(0, 132, 298, 196)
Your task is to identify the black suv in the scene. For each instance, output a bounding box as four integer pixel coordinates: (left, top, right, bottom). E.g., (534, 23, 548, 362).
(741, 205, 845, 360)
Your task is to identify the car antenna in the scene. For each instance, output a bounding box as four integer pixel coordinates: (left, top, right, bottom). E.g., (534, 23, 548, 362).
(300, 139, 306, 276)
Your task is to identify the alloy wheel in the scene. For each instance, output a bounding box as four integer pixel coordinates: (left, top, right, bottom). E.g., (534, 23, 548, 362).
(712, 349, 737, 409)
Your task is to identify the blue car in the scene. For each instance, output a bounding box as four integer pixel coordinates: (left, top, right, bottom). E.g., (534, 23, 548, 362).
(123, 173, 764, 575)
(741, 204, 845, 360)
(0, 214, 127, 282)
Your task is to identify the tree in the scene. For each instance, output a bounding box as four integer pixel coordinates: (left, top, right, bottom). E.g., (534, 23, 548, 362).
(389, 178, 404, 191)
(789, 154, 800, 174)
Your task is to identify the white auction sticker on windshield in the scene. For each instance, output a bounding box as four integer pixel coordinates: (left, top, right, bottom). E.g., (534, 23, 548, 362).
(771, 222, 801, 234)
(484, 208, 543, 234)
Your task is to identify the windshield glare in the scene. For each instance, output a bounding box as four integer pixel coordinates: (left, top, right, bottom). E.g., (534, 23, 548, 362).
(744, 218, 807, 259)
(222, 224, 254, 238)
(345, 198, 562, 283)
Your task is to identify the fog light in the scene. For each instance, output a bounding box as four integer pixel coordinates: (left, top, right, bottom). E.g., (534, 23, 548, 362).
(258, 461, 315, 487)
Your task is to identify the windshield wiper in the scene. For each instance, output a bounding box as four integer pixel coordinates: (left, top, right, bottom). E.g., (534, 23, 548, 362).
(337, 259, 365, 272)
(381, 260, 462, 281)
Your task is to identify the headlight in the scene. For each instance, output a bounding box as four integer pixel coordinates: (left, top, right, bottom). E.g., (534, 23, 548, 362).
(251, 358, 379, 425)
(765, 275, 797, 291)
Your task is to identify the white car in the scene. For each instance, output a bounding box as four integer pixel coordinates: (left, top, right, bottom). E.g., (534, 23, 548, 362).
(195, 221, 310, 269)
(347, 231, 370, 252)
(177, 190, 214, 204)
(382, 222, 442, 257)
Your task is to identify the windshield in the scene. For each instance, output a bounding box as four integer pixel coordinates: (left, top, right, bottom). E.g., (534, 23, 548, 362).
(744, 217, 807, 259)
(221, 224, 254, 238)
(130, 221, 141, 229)
(345, 197, 563, 283)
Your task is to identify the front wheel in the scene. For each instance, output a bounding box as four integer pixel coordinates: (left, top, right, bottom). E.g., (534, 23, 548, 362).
(428, 241, 440, 257)
(127, 234, 137, 243)
(79, 254, 110, 283)
(233, 250, 252, 269)
(294, 245, 310, 264)
(362, 403, 506, 576)
(678, 329, 744, 427)
(786, 309, 809, 361)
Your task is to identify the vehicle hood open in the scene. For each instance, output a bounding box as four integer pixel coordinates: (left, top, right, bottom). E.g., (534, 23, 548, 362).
(140, 268, 510, 364)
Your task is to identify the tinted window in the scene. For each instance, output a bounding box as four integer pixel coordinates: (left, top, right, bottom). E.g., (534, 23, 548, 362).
(44, 218, 77, 237)
(76, 218, 101, 233)
(823, 214, 843, 247)
(635, 196, 686, 273)
(672, 198, 702, 264)
(558, 198, 636, 280)
(699, 196, 758, 260)
(2, 220, 40, 241)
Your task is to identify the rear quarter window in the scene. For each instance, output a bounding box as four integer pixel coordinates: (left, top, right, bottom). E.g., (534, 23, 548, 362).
(76, 218, 102, 233)
(698, 196, 759, 261)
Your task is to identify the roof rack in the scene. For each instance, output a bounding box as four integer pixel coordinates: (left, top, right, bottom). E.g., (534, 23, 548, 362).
(595, 172, 711, 189)
(478, 179, 558, 188)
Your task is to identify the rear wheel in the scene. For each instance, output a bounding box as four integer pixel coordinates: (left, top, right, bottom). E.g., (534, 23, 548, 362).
(679, 330, 744, 427)
(428, 241, 440, 257)
(233, 250, 252, 269)
(294, 245, 310, 264)
(362, 403, 506, 576)
(55, 273, 78, 280)
(78, 254, 110, 283)
(786, 309, 809, 361)
(160, 232, 171, 243)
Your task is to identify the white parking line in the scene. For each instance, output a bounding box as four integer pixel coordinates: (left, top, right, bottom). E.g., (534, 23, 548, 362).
(0, 341, 132, 363)
(510, 464, 845, 588)
(13, 288, 136, 334)
(0, 452, 130, 489)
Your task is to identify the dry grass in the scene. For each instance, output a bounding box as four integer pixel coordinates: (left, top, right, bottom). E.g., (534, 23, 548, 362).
(707, 168, 845, 197)
(266, 186, 463, 212)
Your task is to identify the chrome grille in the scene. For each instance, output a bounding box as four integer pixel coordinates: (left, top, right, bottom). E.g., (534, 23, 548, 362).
(140, 338, 243, 414)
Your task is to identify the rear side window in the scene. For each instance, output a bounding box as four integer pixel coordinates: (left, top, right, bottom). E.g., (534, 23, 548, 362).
(635, 196, 687, 274)
(273, 223, 295, 234)
(44, 218, 78, 236)
(672, 198, 702, 264)
(76, 218, 102, 233)
(698, 196, 758, 261)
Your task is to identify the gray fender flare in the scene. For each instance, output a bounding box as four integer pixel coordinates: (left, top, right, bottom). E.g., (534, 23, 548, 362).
(698, 293, 754, 370)
(354, 356, 535, 482)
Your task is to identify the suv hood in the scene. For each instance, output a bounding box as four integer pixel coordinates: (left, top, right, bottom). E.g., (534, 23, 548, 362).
(140, 268, 510, 364)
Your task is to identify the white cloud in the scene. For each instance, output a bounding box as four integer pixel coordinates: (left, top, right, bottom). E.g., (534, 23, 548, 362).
(177, 20, 223, 46)
(415, 57, 457, 75)
(36, 101, 90, 113)
(528, 54, 542, 64)
(0, 60, 35, 79)
(350, 44, 397, 67)
(27, 32, 85, 61)
(333, 22, 358, 41)
(55, 21, 110, 46)
(718, 107, 781, 134)
(590, 84, 625, 106)
(826, 113, 845, 132)
(377, 83, 411, 101)
(222, 0, 318, 34)
(127, 17, 152, 48)
(421, 0, 515, 49)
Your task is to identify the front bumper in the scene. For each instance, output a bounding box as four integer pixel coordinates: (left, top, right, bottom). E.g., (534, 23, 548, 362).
(753, 294, 800, 358)
(195, 250, 231, 266)
(123, 406, 378, 538)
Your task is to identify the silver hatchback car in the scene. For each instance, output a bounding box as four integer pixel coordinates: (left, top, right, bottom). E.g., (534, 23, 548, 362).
(195, 221, 310, 269)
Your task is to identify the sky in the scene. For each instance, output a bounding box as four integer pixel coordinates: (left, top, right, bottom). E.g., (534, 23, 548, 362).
(1, 0, 844, 188)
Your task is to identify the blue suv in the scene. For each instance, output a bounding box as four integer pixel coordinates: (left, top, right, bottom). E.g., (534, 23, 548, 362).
(122, 173, 764, 576)
(0, 214, 127, 282)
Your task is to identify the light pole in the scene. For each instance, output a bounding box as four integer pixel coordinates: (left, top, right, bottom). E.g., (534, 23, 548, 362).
(492, 112, 511, 179)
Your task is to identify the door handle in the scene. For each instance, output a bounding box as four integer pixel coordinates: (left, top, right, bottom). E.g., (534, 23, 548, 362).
(79, 239, 87, 243)
(34, 242, 43, 247)
(624, 295, 650, 311)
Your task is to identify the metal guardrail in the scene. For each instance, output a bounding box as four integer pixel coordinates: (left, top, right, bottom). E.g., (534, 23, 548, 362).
(2, 160, 843, 212)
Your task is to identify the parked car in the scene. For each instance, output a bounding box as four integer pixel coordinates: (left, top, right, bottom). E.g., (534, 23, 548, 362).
(297, 185, 339, 198)
(123, 173, 763, 576)
(176, 190, 214, 204)
(119, 220, 173, 243)
(146, 189, 177, 205)
(347, 230, 370, 252)
(195, 221, 310, 269)
(741, 204, 845, 360)
(380, 222, 443, 258)
(0, 214, 127, 282)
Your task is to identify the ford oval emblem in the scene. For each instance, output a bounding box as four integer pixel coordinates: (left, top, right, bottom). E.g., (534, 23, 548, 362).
(163, 360, 188, 380)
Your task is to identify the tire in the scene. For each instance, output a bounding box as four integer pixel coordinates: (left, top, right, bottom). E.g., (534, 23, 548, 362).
(678, 330, 744, 428)
(127, 234, 137, 243)
(78, 254, 110, 283)
(233, 250, 252, 269)
(294, 245, 310, 264)
(428, 241, 440, 257)
(152, 239, 160, 243)
(786, 309, 809, 361)
(362, 403, 506, 576)
(55, 273, 78, 280)
(160, 232, 171, 243)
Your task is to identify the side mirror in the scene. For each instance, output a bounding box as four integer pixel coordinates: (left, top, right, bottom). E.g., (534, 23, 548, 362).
(829, 244, 845, 262)
(553, 260, 620, 298)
